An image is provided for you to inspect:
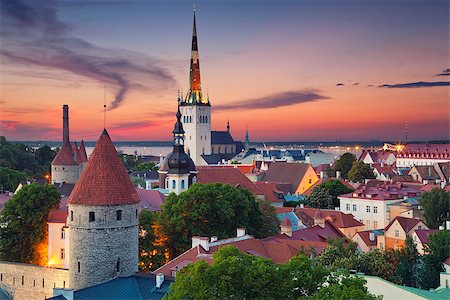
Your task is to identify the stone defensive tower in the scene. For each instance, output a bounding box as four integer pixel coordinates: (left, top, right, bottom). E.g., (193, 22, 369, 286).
(66, 129, 140, 290)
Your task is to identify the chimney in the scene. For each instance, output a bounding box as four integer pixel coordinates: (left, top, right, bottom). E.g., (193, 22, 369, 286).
(336, 171, 341, 179)
(210, 236, 218, 243)
(191, 236, 209, 251)
(300, 203, 304, 208)
(63, 105, 69, 142)
(156, 273, 164, 288)
(280, 218, 293, 237)
(236, 228, 246, 237)
(369, 232, 375, 241)
(159, 154, 163, 166)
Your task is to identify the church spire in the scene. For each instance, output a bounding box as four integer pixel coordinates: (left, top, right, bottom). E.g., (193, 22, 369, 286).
(227, 119, 230, 133)
(244, 126, 250, 150)
(183, 8, 209, 105)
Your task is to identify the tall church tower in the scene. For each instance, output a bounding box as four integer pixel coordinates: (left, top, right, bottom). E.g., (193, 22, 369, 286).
(180, 10, 211, 166)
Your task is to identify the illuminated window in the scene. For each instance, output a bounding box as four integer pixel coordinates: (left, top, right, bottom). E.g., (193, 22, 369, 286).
(373, 221, 378, 228)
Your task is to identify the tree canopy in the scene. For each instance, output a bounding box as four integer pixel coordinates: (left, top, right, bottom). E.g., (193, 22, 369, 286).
(158, 183, 279, 258)
(138, 210, 167, 272)
(307, 179, 353, 209)
(420, 188, 450, 229)
(348, 161, 376, 182)
(164, 245, 380, 300)
(0, 167, 27, 191)
(0, 183, 60, 264)
(333, 153, 357, 179)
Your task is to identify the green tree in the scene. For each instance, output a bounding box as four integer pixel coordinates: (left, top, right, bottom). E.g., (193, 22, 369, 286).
(396, 236, 420, 287)
(164, 245, 380, 300)
(307, 185, 334, 209)
(316, 238, 359, 270)
(258, 199, 281, 237)
(418, 230, 450, 289)
(135, 162, 157, 171)
(139, 210, 166, 272)
(158, 183, 277, 258)
(307, 179, 353, 208)
(0, 167, 27, 191)
(131, 176, 146, 188)
(334, 153, 357, 179)
(35, 145, 57, 175)
(420, 189, 450, 229)
(0, 183, 60, 264)
(348, 161, 376, 182)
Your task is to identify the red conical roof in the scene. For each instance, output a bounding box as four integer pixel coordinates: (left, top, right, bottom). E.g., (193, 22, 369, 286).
(72, 142, 83, 164)
(68, 129, 139, 206)
(79, 140, 88, 162)
(52, 140, 77, 165)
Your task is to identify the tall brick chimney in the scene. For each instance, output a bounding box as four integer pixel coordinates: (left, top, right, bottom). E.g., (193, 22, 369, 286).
(63, 105, 69, 142)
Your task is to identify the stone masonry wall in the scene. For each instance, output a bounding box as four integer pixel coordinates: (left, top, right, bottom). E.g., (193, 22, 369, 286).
(0, 261, 69, 300)
(51, 165, 80, 184)
(68, 203, 138, 290)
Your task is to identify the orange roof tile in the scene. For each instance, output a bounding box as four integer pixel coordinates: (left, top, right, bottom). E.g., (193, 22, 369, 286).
(79, 140, 88, 162)
(52, 140, 77, 165)
(68, 129, 139, 206)
(295, 207, 363, 228)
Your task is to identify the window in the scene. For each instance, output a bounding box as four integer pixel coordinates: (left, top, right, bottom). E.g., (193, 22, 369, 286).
(61, 228, 65, 240)
(60, 248, 65, 259)
(181, 180, 185, 189)
(309, 179, 312, 184)
(70, 210, 73, 221)
(346, 204, 350, 211)
(373, 221, 378, 229)
(373, 206, 378, 214)
(418, 225, 422, 230)
(165, 177, 169, 189)
(172, 180, 176, 189)
(77, 261, 81, 273)
(192, 176, 197, 184)
(62, 167, 65, 171)
(380, 242, 384, 250)
(366, 206, 370, 213)
(116, 258, 121, 272)
(116, 210, 122, 221)
(89, 212, 95, 222)
(352, 204, 357, 212)
(42, 279, 45, 287)
(366, 220, 370, 227)
(395, 230, 399, 237)
(22, 276, 24, 285)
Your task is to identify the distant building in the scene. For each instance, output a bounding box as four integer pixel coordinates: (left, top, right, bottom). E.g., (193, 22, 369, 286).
(359, 150, 396, 166)
(396, 144, 450, 168)
(378, 216, 428, 251)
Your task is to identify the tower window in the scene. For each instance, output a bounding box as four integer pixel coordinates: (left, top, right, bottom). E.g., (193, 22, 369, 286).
(61, 228, 65, 240)
(181, 180, 185, 189)
(89, 212, 95, 222)
(77, 261, 81, 273)
(172, 180, 176, 189)
(116, 210, 122, 221)
(70, 210, 73, 221)
(60, 248, 65, 259)
(116, 258, 121, 272)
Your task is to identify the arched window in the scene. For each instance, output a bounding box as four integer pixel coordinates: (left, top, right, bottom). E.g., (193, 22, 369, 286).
(165, 177, 169, 189)
(172, 180, 176, 189)
(181, 180, 185, 189)
(116, 258, 121, 272)
(205, 116, 208, 123)
(189, 116, 192, 123)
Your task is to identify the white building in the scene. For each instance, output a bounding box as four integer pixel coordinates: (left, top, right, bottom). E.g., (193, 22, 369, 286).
(396, 144, 450, 168)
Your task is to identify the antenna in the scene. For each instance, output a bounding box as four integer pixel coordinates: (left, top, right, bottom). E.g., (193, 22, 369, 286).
(405, 121, 408, 144)
(193, 3, 196, 12)
(103, 85, 107, 129)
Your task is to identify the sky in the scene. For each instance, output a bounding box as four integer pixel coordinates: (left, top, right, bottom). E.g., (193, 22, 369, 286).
(0, 0, 449, 142)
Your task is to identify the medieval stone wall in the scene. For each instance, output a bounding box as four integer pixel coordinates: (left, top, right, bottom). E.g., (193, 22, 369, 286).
(0, 261, 69, 300)
(67, 203, 139, 290)
(51, 165, 80, 184)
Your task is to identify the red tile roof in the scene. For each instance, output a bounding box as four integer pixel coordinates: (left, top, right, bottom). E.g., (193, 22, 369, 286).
(372, 163, 397, 176)
(281, 217, 292, 226)
(72, 142, 83, 164)
(68, 129, 140, 206)
(414, 229, 438, 244)
(79, 140, 88, 162)
(154, 235, 326, 276)
(420, 184, 443, 192)
(135, 188, 165, 212)
(274, 207, 294, 214)
(385, 216, 423, 234)
(262, 162, 313, 194)
(355, 230, 378, 246)
(255, 182, 284, 203)
(295, 207, 364, 228)
(52, 140, 77, 165)
(48, 208, 68, 223)
(196, 167, 264, 195)
(275, 221, 346, 242)
(314, 163, 330, 174)
(339, 182, 421, 201)
(0, 193, 12, 211)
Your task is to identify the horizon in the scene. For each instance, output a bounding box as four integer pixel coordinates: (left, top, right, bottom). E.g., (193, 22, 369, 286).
(1, 0, 449, 142)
